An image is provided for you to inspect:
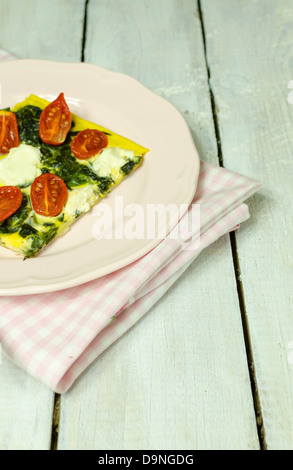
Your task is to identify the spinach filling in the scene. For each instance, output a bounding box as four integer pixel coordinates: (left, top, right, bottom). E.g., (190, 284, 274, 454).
(15, 105, 42, 147)
(0, 193, 30, 234)
(21, 224, 58, 259)
(40, 143, 113, 192)
(121, 158, 140, 176)
(15, 105, 113, 192)
(0, 192, 58, 257)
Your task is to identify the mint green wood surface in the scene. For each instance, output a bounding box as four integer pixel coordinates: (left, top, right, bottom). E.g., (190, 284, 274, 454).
(59, 0, 259, 450)
(201, 0, 293, 449)
(0, 0, 292, 450)
(0, 0, 85, 451)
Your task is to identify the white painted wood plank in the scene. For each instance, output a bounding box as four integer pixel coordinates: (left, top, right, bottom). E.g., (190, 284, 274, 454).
(0, 0, 85, 61)
(0, 0, 86, 450)
(201, 0, 293, 450)
(0, 353, 54, 449)
(59, 239, 260, 450)
(58, 0, 259, 450)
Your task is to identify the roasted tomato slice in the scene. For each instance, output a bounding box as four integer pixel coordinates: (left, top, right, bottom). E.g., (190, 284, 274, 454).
(39, 93, 72, 145)
(71, 129, 108, 160)
(31, 173, 68, 217)
(0, 111, 20, 155)
(0, 186, 23, 222)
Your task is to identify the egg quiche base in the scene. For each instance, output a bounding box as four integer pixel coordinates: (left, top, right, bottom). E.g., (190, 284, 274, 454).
(0, 95, 149, 258)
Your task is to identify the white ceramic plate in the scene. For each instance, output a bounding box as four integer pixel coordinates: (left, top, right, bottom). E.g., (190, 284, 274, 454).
(0, 60, 200, 295)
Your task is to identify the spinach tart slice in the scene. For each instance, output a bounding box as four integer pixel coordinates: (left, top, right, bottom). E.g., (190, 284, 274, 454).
(0, 94, 149, 258)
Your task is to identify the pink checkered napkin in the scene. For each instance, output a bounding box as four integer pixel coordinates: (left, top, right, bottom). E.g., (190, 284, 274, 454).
(0, 49, 262, 392)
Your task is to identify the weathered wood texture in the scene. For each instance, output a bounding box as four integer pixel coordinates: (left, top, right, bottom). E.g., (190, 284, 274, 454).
(201, 0, 293, 449)
(0, 353, 54, 450)
(57, 0, 259, 450)
(0, 0, 85, 61)
(2, 0, 290, 451)
(0, 0, 86, 450)
(58, 239, 260, 450)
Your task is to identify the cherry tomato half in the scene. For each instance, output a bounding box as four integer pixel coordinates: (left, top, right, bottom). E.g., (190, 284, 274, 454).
(0, 186, 23, 222)
(0, 111, 20, 155)
(39, 93, 72, 146)
(71, 129, 108, 160)
(31, 173, 68, 217)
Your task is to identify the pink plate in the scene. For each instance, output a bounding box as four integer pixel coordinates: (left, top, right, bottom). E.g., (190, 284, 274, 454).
(0, 60, 200, 295)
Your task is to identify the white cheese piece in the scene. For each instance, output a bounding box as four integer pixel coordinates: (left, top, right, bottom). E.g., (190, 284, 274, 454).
(64, 185, 99, 218)
(92, 147, 135, 180)
(0, 144, 42, 186)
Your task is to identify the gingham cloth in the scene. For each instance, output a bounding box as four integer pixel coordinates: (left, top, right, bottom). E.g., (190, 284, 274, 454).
(0, 49, 262, 392)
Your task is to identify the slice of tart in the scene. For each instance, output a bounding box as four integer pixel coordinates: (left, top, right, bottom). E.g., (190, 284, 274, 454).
(0, 94, 149, 258)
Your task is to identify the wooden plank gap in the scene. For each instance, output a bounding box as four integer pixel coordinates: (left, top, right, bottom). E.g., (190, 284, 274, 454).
(50, 393, 61, 450)
(197, 0, 223, 167)
(49, 0, 90, 452)
(229, 232, 267, 450)
(197, 0, 267, 450)
(81, 0, 90, 62)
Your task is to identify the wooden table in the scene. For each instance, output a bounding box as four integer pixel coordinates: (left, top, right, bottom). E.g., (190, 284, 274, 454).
(0, 0, 292, 450)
